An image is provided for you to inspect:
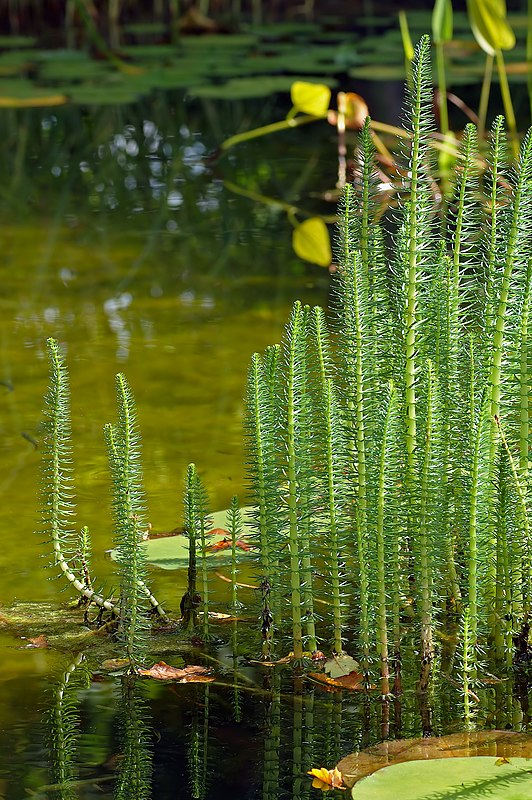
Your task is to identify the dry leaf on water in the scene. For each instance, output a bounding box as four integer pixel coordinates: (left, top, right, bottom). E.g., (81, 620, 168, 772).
(308, 766, 346, 791)
(205, 532, 251, 553)
(308, 671, 364, 691)
(102, 658, 130, 671)
(139, 661, 215, 683)
(21, 634, 48, 649)
(308, 671, 365, 692)
(215, 571, 256, 589)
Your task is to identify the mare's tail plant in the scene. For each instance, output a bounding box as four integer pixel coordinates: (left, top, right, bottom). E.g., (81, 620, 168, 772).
(42, 338, 116, 616)
(246, 34, 532, 695)
(42, 339, 167, 665)
(181, 463, 212, 641)
(105, 374, 152, 669)
(227, 496, 244, 612)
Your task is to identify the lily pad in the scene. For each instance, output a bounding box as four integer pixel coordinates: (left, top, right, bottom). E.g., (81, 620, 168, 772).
(68, 85, 145, 106)
(179, 34, 257, 49)
(337, 730, 532, 789)
(39, 59, 114, 82)
(134, 507, 256, 570)
(120, 44, 178, 60)
(350, 756, 532, 799)
(0, 35, 37, 48)
(348, 64, 406, 81)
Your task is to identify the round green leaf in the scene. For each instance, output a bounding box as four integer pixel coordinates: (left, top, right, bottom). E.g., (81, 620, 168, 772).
(351, 756, 532, 800)
(292, 218, 332, 267)
(290, 81, 331, 117)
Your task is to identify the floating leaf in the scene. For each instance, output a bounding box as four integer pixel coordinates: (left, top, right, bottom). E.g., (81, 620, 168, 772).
(138, 507, 255, 570)
(102, 658, 130, 671)
(189, 75, 303, 99)
(290, 81, 330, 116)
(337, 730, 532, 788)
(308, 671, 365, 692)
(139, 661, 214, 682)
(351, 756, 532, 799)
(292, 218, 332, 267)
(0, 35, 37, 48)
(324, 653, 360, 679)
(348, 64, 406, 81)
(308, 766, 346, 791)
(0, 93, 67, 108)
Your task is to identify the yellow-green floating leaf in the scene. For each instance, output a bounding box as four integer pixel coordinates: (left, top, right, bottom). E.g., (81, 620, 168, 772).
(292, 218, 332, 267)
(290, 80, 330, 116)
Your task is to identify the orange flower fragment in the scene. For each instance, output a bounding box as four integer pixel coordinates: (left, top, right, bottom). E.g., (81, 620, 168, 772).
(139, 661, 215, 683)
(307, 766, 346, 791)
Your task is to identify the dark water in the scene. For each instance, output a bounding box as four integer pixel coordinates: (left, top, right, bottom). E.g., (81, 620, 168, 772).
(1, 88, 531, 799)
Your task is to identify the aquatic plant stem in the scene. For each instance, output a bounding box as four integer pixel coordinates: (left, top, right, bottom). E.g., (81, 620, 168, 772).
(495, 49, 519, 158)
(418, 364, 436, 691)
(477, 54, 493, 139)
(286, 303, 304, 661)
(220, 115, 321, 153)
(435, 42, 449, 134)
(375, 383, 397, 697)
(312, 307, 346, 654)
(44, 339, 118, 616)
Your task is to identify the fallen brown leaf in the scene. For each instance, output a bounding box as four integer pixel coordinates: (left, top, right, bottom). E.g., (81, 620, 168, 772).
(308, 670, 365, 692)
(25, 635, 48, 649)
(139, 661, 215, 683)
(205, 534, 251, 553)
(102, 658, 130, 671)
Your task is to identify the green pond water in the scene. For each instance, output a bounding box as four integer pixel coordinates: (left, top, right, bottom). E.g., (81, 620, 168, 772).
(1, 87, 532, 799)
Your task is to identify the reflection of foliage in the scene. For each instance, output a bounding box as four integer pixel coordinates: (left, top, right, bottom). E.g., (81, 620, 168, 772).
(188, 684, 210, 800)
(115, 675, 152, 800)
(47, 653, 89, 800)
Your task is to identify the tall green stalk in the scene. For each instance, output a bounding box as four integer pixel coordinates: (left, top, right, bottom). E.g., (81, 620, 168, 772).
(42, 338, 117, 615)
(106, 374, 150, 669)
(245, 350, 281, 656)
(310, 306, 348, 655)
(282, 301, 307, 660)
(181, 464, 211, 642)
